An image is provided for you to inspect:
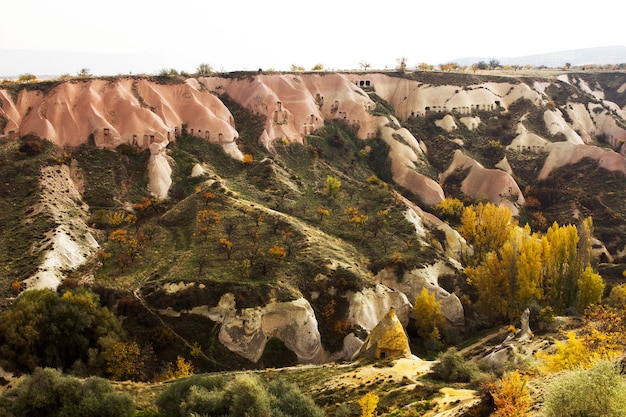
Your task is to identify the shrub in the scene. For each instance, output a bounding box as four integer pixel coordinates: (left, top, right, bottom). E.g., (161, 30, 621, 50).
(223, 374, 272, 417)
(358, 392, 379, 417)
(156, 373, 323, 417)
(431, 347, 480, 382)
(267, 378, 324, 417)
(0, 367, 134, 417)
(543, 360, 626, 417)
(489, 371, 532, 417)
(180, 385, 228, 417)
(156, 374, 226, 417)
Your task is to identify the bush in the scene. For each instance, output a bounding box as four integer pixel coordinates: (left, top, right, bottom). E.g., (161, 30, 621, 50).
(180, 385, 228, 417)
(0, 367, 134, 417)
(224, 374, 272, 417)
(489, 371, 532, 417)
(156, 374, 226, 417)
(267, 378, 324, 417)
(431, 347, 480, 382)
(543, 360, 626, 417)
(157, 373, 324, 417)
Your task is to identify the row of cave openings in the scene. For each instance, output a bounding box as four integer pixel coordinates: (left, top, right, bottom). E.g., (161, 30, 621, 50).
(352, 79, 503, 119)
(99, 124, 230, 148)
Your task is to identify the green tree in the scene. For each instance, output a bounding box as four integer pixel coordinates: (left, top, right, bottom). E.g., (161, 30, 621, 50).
(431, 347, 480, 382)
(196, 63, 213, 76)
(0, 288, 122, 373)
(267, 378, 324, 417)
(157, 375, 226, 417)
(18, 73, 37, 83)
(106, 341, 144, 381)
(224, 374, 272, 417)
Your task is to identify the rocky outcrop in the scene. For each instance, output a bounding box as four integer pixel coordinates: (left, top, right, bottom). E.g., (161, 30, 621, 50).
(0, 78, 240, 156)
(439, 150, 524, 214)
(352, 307, 412, 360)
(25, 164, 99, 289)
(182, 294, 324, 363)
(146, 140, 173, 199)
(538, 141, 626, 180)
(345, 284, 412, 331)
(378, 261, 465, 327)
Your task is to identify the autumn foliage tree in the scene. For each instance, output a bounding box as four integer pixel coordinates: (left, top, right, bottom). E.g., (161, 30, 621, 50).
(461, 202, 602, 322)
(459, 202, 515, 266)
(413, 287, 447, 348)
(489, 371, 532, 417)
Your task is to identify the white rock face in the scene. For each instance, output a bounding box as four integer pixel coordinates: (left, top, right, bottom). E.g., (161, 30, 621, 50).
(193, 295, 323, 363)
(345, 284, 412, 331)
(543, 110, 584, 144)
(147, 141, 173, 199)
(190, 163, 206, 177)
(538, 142, 626, 180)
(25, 165, 99, 289)
(378, 262, 465, 327)
(435, 114, 458, 132)
(380, 124, 445, 206)
(460, 116, 481, 130)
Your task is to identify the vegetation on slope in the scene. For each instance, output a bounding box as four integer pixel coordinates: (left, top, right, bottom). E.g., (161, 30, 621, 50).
(2, 72, 626, 416)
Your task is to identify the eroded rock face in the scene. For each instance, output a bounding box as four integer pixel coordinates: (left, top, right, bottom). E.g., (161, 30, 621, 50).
(190, 294, 323, 363)
(4, 73, 625, 214)
(345, 284, 412, 331)
(378, 262, 465, 327)
(25, 165, 99, 289)
(439, 150, 524, 215)
(0, 78, 240, 157)
(147, 140, 173, 199)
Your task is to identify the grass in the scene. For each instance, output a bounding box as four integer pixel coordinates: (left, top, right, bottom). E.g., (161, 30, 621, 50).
(0, 138, 59, 298)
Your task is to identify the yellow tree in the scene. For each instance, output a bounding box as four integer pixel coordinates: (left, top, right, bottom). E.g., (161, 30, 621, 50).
(511, 225, 544, 317)
(358, 392, 379, 417)
(466, 225, 543, 321)
(413, 287, 447, 342)
(459, 202, 515, 265)
(541, 222, 579, 311)
(323, 175, 342, 198)
(490, 371, 532, 417)
(577, 266, 604, 311)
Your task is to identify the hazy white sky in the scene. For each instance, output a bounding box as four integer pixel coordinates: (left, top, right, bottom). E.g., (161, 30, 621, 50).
(1, 0, 624, 75)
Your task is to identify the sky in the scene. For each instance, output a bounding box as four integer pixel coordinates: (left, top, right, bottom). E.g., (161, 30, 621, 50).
(1, 0, 625, 76)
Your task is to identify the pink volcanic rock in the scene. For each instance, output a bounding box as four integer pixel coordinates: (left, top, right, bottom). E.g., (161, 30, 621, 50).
(200, 73, 382, 144)
(539, 142, 626, 180)
(0, 78, 241, 158)
(440, 150, 524, 214)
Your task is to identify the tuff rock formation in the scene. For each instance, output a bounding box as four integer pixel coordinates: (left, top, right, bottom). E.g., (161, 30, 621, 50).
(352, 307, 413, 361)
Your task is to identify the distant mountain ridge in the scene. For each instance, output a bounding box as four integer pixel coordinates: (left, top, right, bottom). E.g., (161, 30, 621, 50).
(452, 45, 626, 67)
